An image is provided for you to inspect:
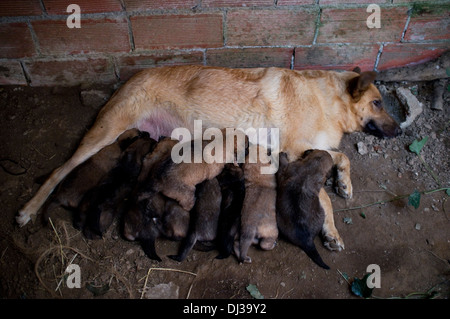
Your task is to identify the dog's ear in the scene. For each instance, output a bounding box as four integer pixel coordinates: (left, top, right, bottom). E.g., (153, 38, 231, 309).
(347, 71, 377, 101)
(352, 67, 361, 74)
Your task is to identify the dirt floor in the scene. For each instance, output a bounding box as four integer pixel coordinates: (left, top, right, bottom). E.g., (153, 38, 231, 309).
(0, 77, 449, 299)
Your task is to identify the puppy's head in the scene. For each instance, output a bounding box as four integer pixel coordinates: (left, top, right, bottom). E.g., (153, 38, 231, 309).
(117, 128, 142, 150)
(347, 68, 401, 139)
(158, 199, 189, 240)
(122, 191, 165, 241)
(300, 150, 333, 193)
(121, 135, 158, 175)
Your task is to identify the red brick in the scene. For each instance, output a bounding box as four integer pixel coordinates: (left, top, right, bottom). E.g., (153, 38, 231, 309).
(203, 0, 274, 7)
(277, 0, 315, 5)
(392, 0, 428, 2)
(117, 51, 204, 81)
(0, 61, 27, 85)
(24, 57, 116, 86)
(0, 0, 42, 16)
(317, 7, 408, 43)
(207, 47, 293, 68)
(377, 43, 448, 70)
(131, 14, 223, 50)
(0, 23, 35, 58)
(227, 9, 317, 46)
(320, 0, 388, 4)
(32, 18, 130, 55)
(124, 0, 197, 11)
(294, 44, 379, 71)
(44, 0, 122, 14)
(404, 4, 450, 41)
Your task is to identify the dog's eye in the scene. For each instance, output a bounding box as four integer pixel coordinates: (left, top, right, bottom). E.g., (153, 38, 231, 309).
(372, 100, 382, 109)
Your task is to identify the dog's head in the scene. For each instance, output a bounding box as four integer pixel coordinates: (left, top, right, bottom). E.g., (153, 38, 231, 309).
(347, 68, 401, 139)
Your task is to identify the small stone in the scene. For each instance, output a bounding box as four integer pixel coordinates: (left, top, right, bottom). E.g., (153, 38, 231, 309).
(357, 142, 368, 155)
(415, 223, 421, 230)
(396, 87, 423, 129)
(144, 282, 179, 299)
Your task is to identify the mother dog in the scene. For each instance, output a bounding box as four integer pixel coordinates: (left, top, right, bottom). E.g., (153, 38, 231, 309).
(17, 65, 401, 250)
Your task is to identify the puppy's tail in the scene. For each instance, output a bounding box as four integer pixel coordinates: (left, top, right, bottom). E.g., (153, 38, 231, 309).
(303, 242, 330, 270)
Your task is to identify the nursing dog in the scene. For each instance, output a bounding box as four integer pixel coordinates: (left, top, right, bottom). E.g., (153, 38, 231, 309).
(276, 150, 334, 269)
(18, 65, 401, 252)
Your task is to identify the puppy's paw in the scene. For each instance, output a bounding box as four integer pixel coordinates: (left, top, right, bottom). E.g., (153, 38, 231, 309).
(168, 255, 183, 262)
(242, 256, 252, 264)
(16, 210, 31, 227)
(323, 233, 345, 252)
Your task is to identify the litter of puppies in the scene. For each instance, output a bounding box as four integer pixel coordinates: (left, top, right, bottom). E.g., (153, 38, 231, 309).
(43, 128, 338, 269)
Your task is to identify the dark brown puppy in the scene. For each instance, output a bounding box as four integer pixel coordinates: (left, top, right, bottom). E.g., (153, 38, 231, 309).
(235, 144, 278, 264)
(123, 189, 190, 261)
(41, 128, 142, 223)
(168, 177, 222, 262)
(77, 133, 157, 239)
(155, 199, 190, 241)
(215, 163, 245, 259)
(276, 150, 334, 270)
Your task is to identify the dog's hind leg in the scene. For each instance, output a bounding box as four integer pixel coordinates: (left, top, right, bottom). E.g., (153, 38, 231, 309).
(17, 115, 132, 227)
(319, 188, 345, 251)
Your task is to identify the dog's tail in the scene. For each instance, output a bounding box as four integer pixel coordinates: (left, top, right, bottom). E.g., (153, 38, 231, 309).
(302, 241, 330, 270)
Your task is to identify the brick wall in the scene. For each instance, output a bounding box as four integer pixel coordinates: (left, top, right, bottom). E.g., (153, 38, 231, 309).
(0, 0, 448, 86)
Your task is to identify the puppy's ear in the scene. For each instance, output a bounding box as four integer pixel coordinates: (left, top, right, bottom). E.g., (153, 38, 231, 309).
(347, 71, 377, 101)
(352, 66, 361, 74)
(278, 152, 289, 170)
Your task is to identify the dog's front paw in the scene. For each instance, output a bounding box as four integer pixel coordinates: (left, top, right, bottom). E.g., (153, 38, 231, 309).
(16, 210, 31, 227)
(335, 174, 353, 199)
(323, 233, 345, 252)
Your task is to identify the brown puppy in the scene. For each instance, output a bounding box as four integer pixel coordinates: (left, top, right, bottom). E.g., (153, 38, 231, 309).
(168, 177, 222, 262)
(276, 150, 334, 269)
(41, 128, 141, 223)
(19, 66, 402, 253)
(235, 144, 278, 264)
(77, 133, 157, 239)
(148, 129, 247, 211)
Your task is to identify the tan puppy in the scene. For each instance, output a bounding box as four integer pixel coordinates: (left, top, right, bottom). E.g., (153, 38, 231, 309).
(235, 144, 278, 263)
(18, 65, 401, 252)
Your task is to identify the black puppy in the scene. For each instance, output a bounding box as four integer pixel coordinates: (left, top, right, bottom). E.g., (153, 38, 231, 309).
(168, 177, 222, 262)
(76, 133, 157, 239)
(276, 150, 333, 270)
(215, 163, 245, 259)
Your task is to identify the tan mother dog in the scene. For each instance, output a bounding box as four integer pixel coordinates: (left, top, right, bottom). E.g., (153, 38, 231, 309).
(17, 65, 401, 251)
